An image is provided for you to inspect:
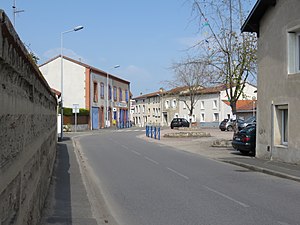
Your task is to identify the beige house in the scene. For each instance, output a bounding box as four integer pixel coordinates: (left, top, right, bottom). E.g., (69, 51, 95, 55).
(242, 0, 300, 164)
(132, 90, 163, 127)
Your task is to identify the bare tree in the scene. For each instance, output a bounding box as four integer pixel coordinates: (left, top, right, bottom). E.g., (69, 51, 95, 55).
(167, 57, 211, 118)
(190, 0, 257, 118)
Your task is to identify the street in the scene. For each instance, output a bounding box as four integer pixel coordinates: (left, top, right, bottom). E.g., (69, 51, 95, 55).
(74, 129, 300, 225)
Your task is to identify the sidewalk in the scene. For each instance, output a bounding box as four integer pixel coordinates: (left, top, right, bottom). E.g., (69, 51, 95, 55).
(40, 136, 98, 225)
(142, 127, 300, 183)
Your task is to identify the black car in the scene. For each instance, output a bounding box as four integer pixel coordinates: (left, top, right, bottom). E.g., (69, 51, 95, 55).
(170, 118, 190, 129)
(232, 125, 256, 155)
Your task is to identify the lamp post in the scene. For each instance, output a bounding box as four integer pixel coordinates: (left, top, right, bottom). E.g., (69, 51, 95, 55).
(60, 25, 84, 141)
(106, 65, 120, 128)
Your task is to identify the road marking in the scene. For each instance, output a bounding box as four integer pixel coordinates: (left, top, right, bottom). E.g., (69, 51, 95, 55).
(277, 221, 291, 225)
(144, 156, 159, 165)
(121, 145, 129, 149)
(131, 150, 141, 156)
(167, 167, 189, 180)
(203, 185, 250, 208)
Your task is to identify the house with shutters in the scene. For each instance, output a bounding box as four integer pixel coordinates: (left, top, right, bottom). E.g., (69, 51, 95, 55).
(39, 55, 130, 129)
(242, 0, 300, 164)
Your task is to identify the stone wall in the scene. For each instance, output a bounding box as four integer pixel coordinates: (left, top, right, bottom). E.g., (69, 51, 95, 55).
(0, 10, 57, 225)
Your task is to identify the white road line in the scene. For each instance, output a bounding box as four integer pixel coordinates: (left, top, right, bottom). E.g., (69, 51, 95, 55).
(166, 167, 189, 180)
(203, 185, 250, 208)
(144, 156, 159, 165)
(121, 145, 129, 149)
(277, 221, 291, 225)
(131, 150, 141, 156)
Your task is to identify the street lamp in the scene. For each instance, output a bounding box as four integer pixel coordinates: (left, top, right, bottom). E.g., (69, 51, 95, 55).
(60, 25, 84, 141)
(106, 65, 120, 128)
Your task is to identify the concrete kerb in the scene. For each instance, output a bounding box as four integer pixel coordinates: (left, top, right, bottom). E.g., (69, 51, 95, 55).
(222, 159, 300, 183)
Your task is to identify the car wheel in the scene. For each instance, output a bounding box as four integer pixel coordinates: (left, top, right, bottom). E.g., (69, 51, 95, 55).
(220, 129, 225, 131)
(239, 150, 249, 155)
(171, 126, 173, 129)
(227, 126, 233, 131)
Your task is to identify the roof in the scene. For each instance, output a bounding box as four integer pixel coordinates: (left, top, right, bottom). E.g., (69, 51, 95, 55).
(133, 90, 164, 100)
(241, 0, 277, 34)
(39, 55, 130, 84)
(223, 100, 257, 112)
(198, 84, 228, 94)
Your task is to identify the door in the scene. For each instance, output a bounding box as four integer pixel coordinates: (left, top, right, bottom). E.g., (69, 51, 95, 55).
(92, 107, 99, 130)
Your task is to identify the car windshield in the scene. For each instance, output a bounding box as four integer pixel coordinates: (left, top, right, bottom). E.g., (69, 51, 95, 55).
(244, 126, 256, 133)
(245, 116, 255, 123)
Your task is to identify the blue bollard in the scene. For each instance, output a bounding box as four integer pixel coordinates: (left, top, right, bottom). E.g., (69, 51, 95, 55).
(154, 127, 157, 139)
(158, 127, 160, 140)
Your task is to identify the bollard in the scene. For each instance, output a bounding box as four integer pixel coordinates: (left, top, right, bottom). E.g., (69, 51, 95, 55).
(146, 125, 149, 137)
(158, 127, 160, 140)
(154, 127, 157, 139)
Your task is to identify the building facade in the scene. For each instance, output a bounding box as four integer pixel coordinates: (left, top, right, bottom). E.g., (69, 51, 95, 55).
(242, 0, 300, 164)
(132, 84, 256, 128)
(39, 55, 130, 129)
(178, 84, 257, 127)
(132, 90, 163, 127)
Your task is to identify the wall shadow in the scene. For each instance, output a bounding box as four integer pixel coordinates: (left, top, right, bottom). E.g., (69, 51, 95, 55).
(41, 142, 72, 224)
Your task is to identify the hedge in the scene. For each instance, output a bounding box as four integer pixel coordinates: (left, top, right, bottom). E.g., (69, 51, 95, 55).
(59, 107, 90, 116)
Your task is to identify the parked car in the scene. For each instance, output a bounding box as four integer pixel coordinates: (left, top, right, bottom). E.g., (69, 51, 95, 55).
(238, 116, 256, 131)
(219, 118, 244, 131)
(232, 125, 256, 155)
(170, 118, 190, 129)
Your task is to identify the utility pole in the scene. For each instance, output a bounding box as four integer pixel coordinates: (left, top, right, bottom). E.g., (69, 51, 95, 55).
(12, 0, 25, 27)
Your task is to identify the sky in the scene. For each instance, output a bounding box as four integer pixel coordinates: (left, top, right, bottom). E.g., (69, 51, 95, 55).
(1, 0, 206, 97)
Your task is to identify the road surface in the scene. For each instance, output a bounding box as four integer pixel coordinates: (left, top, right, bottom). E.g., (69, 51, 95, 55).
(75, 129, 300, 225)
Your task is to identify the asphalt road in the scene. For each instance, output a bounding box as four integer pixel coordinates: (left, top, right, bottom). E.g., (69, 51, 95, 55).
(75, 129, 300, 225)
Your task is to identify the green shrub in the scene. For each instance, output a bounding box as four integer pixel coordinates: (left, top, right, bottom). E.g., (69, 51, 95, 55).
(59, 107, 90, 116)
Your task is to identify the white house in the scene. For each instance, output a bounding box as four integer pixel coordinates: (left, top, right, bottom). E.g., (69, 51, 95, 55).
(179, 83, 257, 127)
(39, 55, 130, 129)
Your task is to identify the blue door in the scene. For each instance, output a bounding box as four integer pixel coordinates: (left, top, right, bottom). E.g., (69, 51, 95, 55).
(92, 107, 99, 129)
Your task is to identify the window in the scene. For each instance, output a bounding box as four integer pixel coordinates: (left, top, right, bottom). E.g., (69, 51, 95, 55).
(142, 105, 145, 113)
(275, 105, 288, 145)
(113, 86, 117, 101)
(172, 99, 177, 108)
(288, 30, 300, 74)
(108, 85, 112, 100)
(282, 109, 288, 144)
(214, 113, 219, 121)
(100, 82, 104, 99)
(201, 101, 205, 109)
(93, 82, 98, 103)
(125, 90, 129, 102)
(213, 100, 217, 109)
(165, 100, 170, 109)
(201, 113, 205, 122)
(192, 114, 196, 122)
(119, 88, 123, 101)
